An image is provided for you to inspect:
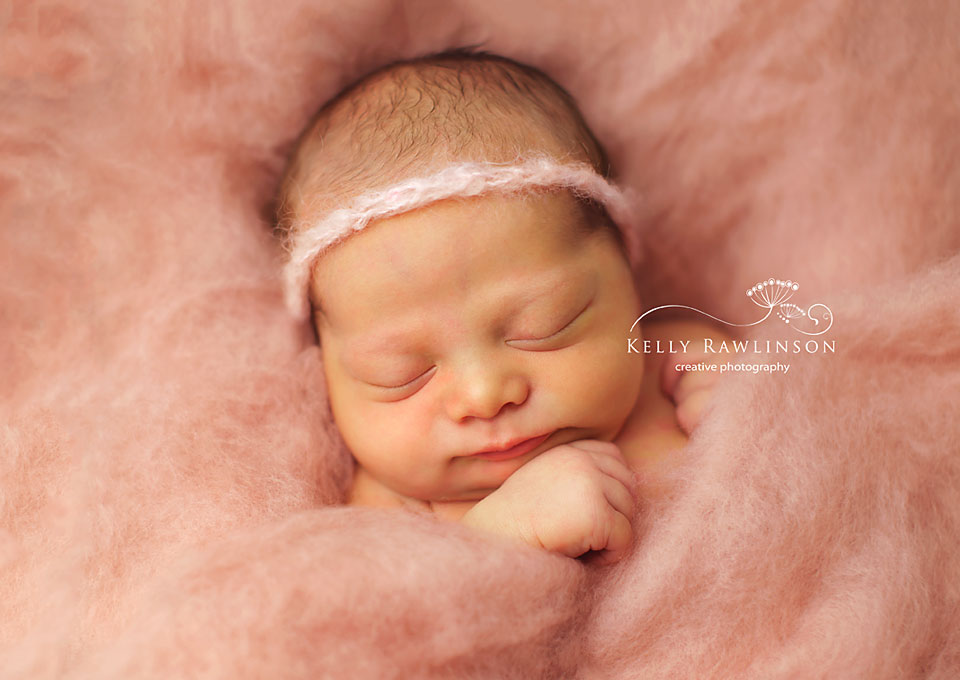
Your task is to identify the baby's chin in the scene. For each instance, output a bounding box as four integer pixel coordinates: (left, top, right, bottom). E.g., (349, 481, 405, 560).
(427, 488, 500, 503)
(402, 471, 512, 503)
(386, 464, 522, 505)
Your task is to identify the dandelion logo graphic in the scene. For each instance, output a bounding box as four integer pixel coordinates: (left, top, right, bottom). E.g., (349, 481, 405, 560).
(629, 278, 833, 335)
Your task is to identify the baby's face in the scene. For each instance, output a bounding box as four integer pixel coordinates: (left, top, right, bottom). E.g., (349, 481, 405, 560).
(312, 192, 644, 502)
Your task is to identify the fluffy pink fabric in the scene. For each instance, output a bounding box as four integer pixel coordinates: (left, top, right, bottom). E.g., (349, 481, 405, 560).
(2, 1, 958, 678)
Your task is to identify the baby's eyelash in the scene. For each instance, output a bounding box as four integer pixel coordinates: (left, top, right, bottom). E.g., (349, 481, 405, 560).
(370, 366, 436, 390)
(509, 300, 593, 344)
(541, 307, 585, 339)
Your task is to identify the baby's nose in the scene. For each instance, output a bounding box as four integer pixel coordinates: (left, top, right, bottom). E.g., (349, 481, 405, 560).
(443, 364, 529, 422)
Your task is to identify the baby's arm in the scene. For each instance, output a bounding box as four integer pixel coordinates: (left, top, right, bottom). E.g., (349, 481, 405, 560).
(461, 440, 637, 565)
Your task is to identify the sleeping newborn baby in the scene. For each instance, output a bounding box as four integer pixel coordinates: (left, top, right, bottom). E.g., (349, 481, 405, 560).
(275, 50, 728, 564)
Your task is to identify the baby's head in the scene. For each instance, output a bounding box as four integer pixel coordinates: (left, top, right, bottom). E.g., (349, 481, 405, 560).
(275, 51, 644, 503)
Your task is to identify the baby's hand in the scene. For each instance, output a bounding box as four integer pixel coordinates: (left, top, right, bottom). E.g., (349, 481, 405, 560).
(661, 347, 724, 434)
(461, 440, 637, 565)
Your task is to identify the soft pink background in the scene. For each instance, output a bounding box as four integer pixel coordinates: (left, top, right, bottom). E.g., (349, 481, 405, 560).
(2, 1, 959, 677)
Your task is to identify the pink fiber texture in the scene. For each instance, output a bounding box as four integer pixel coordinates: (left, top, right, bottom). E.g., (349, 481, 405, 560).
(2, 1, 959, 678)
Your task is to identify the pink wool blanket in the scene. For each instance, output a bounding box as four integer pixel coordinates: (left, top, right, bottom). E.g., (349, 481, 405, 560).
(2, 1, 959, 678)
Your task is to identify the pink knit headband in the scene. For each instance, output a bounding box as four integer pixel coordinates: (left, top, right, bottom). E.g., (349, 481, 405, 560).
(282, 156, 640, 319)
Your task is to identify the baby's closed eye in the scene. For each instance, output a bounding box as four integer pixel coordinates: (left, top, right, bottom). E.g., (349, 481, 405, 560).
(505, 299, 593, 349)
(364, 365, 437, 390)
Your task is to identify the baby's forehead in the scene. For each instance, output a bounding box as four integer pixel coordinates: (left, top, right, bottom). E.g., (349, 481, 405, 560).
(310, 191, 597, 325)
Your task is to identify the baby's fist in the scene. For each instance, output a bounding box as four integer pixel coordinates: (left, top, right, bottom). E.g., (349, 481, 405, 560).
(463, 440, 637, 565)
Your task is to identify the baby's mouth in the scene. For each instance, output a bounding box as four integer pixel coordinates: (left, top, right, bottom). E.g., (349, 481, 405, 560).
(468, 432, 553, 462)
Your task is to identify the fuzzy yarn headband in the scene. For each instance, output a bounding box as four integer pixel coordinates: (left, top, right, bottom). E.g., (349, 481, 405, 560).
(282, 156, 640, 319)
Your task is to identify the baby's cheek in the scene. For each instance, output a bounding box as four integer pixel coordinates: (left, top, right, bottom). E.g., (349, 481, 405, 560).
(557, 341, 640, 415)
(342, 398, 423, 451)
(344, 403, 449, 492)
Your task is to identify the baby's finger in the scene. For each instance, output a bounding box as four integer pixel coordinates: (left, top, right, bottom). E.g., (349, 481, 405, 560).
(586, 510, 633, 566)
(585, 449, 637, 499)
(567, 439, 623, 460)
(672, 370, 721, 406)
(660, 351, 687, 400)
(601, 474, 636, 521)
(676, 387, 714, 435)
